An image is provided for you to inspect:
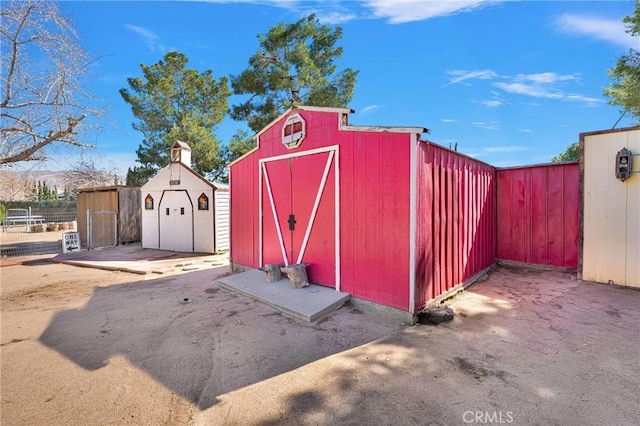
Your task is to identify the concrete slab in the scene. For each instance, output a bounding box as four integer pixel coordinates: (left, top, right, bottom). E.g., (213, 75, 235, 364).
(47, 243, 228, 276)
(218, 268, 350, 322)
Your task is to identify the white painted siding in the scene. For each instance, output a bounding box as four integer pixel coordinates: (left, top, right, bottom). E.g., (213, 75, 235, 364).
(583, 128, 640, 288)
(140, 163, 216, 253)
(214, 189, 230, 252)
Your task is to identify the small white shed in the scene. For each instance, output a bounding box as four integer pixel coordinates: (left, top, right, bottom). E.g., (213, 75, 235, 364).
(140, 141, 229, 253)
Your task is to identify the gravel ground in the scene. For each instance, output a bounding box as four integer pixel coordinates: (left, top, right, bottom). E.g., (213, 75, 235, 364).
(1, 259, 639, 425)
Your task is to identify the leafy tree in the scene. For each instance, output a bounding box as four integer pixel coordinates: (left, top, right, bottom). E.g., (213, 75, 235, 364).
(604, 0, 640, 123)
(552, 143, 579, 163)
(211, 129, 257, 183)
(231, 14, 358, 132)
(29, 180, 56, 201)
(1, 0, 101, 165)
(62, 187, 73, 201)
(120, 51, 231, 185)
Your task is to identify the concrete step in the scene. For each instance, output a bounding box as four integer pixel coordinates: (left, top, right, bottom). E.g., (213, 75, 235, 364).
(217, 268, 350, 322)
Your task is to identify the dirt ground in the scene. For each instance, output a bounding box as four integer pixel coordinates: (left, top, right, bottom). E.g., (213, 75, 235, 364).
(1, 259, 639, 425)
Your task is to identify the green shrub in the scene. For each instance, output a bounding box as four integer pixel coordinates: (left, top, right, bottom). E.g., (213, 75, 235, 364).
(0, 203, 5, 224)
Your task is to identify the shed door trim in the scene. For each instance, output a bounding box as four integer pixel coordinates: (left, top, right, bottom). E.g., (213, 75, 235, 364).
(261, 162, 290, 266)
(296, 150, 335, 264)
(157, 189, 195, 252)
(258, 145, 340, 290)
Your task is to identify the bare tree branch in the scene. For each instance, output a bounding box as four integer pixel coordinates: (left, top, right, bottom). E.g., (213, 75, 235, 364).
(1, 0, 103, 165)
(62, 154, 118, 193)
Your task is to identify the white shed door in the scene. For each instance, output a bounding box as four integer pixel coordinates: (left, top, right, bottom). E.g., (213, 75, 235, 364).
(159, 190, 193, 252)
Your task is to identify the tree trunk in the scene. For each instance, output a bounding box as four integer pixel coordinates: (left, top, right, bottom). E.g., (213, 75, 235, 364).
(281, 264, 309, 289)
(260, 263, 282, 282)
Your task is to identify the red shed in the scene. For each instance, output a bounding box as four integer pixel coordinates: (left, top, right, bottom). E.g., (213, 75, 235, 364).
(229, 106, 496, 316)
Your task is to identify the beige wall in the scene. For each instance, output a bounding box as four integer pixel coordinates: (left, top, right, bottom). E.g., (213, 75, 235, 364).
(583, 128, 640, 288)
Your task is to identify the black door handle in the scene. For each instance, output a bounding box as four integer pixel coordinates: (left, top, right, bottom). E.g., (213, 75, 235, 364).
(288, 214, 296, 231)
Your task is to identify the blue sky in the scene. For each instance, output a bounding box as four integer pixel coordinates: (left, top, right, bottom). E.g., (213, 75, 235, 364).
(39, 0, 639, 174)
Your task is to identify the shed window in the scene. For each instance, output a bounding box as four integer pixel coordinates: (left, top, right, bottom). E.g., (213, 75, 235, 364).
(180, 207, 185, 215)
(282, 113, 305, 149)
(145, 194, 154, 210)
(171, 147, 181, 163)
(198, 193, 209, 210)
(166, 208, 170, 216)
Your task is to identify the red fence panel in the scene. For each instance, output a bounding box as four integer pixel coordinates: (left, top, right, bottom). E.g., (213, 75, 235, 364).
(496, 163, 579, 268)
(415, 143, 496, 311)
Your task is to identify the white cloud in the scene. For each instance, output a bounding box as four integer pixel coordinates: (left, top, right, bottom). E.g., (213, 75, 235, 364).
(312, 9, 358, 25)
(565, 94, 602, 106)
(472, 121, 500, 131)
(554, 14, 639, 49)
(494, 82, 564, 99)
(514, 72, 580, 84)
(441, 118, 457, 123)
(199, 1, 356, 23)
(491, 72, 602, 106)
(447, 69, 498, 85)
(361, 104, 382, 114)
(364, 0, 502, 24)
(125, 24, 165, 52)
(518, 129, 533, 133)
(478, 100, 503, 107)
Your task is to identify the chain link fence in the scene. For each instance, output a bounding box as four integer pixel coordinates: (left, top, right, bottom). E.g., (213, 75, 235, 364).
(87, 211, 117, 249)
(0, 202, 78, 257)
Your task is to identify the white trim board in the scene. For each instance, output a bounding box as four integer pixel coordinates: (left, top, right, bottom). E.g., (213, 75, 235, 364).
(409, 133, 418, 314)
(258, 146, 340, 290)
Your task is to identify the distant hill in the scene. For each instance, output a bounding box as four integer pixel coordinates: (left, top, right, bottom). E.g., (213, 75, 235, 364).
(18, 170, 69, 189)
(0, 169, 125, 201)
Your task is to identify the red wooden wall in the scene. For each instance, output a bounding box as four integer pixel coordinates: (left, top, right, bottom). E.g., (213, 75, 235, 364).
(496, 163, 579, 268)
(229, 108, 414, 310)
(229, 151, 259, 268)
(340, 130, 412, 310)
(230, 107, 580, 315)
(415, 143, 496, 311)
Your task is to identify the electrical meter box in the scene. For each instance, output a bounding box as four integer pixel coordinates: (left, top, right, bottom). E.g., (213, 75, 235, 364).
(615, 147, 633, 181)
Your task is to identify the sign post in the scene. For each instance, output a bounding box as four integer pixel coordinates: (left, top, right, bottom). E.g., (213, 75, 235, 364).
(62, 232, 80, 253)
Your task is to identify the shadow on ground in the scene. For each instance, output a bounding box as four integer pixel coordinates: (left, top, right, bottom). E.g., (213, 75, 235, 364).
(237, 267, 640, 425)
(38, 267, 402, 410)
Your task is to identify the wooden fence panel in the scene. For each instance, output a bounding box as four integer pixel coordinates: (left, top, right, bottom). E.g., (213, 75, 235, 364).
(496, 163, 579, 268)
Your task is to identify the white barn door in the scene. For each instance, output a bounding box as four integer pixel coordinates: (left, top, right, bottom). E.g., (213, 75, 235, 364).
(159, 190, 194, 252)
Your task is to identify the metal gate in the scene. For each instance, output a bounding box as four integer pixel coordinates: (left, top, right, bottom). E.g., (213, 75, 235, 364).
(87, 210, 117, 249)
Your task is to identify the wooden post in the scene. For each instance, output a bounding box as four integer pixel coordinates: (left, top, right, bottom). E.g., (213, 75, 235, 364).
(260, 263, 282, 282)
(281, 264, 309, 289)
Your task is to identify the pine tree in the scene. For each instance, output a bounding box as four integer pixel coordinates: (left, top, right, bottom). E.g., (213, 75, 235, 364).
(120, 51, 230, 185)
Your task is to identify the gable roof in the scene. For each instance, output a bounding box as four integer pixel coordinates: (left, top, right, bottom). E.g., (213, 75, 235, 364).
(228, 105, 429, 168)
(254, 106, 353, 139)
(171, 140, 191, 151)
(141, 161, 220, 191)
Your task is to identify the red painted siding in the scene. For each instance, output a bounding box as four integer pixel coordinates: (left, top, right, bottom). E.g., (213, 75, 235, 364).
(230, 150, 258, 268)
(229, 108, 413, 310)
(496, 163, 579, 268)
(340, 130, 412, 309)
(415, 143, 496, 312)
(230, 108, 580, 315)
